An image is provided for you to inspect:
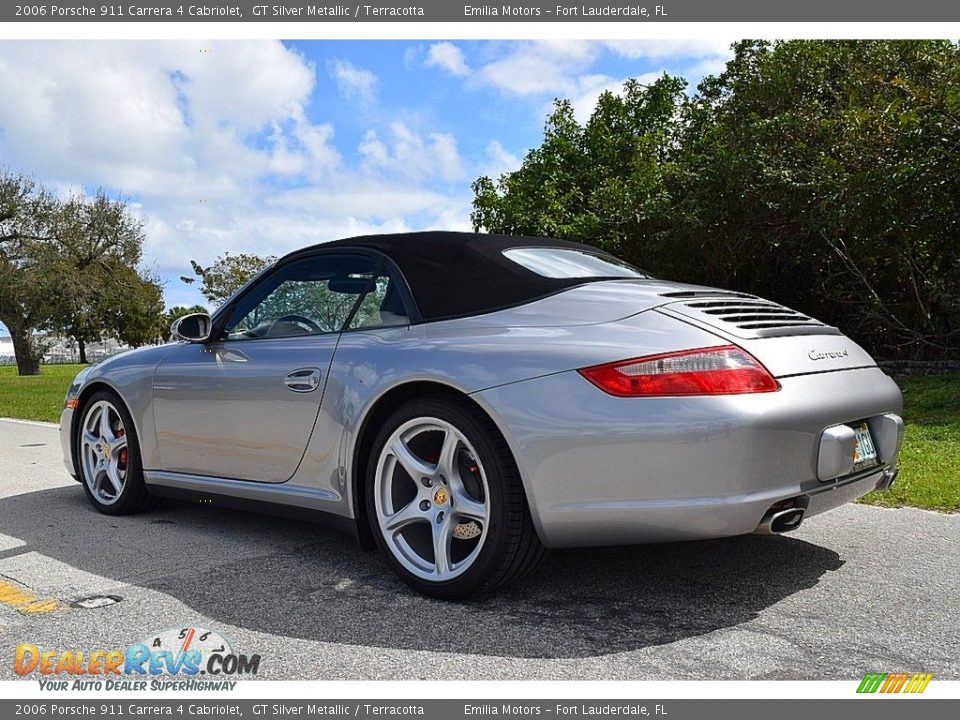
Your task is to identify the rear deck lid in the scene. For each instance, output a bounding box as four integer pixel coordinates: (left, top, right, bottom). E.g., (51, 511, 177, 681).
(657, 295, 876, 378)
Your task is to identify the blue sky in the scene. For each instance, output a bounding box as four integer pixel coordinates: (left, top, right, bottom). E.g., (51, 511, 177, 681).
(0, 40, 733, 333)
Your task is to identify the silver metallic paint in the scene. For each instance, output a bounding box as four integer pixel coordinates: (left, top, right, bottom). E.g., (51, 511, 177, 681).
(60, 279, 903, 548)
(474, 366, 901, 546)
(817, 425, 858, 481)
(869, 413, 905, 465)
(152, 336, 339, 481)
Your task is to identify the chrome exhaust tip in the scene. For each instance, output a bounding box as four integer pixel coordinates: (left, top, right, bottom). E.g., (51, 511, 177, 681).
(769, 508, 805, 534)
(755, 505, 806, 535)
(876, 467, 899, 491)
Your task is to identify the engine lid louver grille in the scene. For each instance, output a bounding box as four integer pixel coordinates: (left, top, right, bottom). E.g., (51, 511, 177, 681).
(662, 296, 840, 338)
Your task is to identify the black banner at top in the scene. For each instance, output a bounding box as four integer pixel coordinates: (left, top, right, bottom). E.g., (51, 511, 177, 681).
(5, 0, 960, 22)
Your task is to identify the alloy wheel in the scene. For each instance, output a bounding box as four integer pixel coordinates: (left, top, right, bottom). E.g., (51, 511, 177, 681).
(374, 417, 490, 582)
(79, 400, 129, 506)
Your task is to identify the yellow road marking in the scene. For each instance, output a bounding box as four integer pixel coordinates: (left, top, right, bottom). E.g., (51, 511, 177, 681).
(0, 580, 59, 614)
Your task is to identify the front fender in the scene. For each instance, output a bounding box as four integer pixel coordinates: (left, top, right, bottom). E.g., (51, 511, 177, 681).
(61, 345, 180, 472)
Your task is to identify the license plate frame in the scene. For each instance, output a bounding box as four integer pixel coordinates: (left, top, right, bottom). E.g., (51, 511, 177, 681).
(851, 422, 879, 471)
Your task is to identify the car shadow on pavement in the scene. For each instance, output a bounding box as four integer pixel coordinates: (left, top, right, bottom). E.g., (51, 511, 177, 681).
(0, 486, 843, 659)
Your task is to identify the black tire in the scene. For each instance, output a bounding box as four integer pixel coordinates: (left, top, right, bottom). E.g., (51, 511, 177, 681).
(365, 394, 548, 600)
(77, 390, 156, 516)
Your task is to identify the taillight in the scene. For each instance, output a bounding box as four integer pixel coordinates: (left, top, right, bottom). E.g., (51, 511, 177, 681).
(578, 345, 780, 397)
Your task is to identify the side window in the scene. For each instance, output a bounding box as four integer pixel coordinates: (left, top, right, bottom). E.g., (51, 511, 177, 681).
(224, 254, 382, 340)
(347, 270, 410, 330)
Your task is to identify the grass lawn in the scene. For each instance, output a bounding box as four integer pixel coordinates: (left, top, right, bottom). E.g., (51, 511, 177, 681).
(860, 373, 960, 513)
(0, 363, 84, 423)
(1, 363, 957, 512)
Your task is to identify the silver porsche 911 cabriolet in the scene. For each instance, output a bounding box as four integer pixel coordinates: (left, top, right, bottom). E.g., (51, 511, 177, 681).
(60, 232, 903, 598)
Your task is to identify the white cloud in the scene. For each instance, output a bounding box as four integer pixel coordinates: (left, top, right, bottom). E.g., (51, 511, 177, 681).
(424, 42, 470, 76)
(328, 58, 377, 104)
(0, 42, 475, 312)
(530, 40, 598, 62)
(180, 42, 316, 130)
(0, 40, 738, 317)
(269, 184, 459, 223)
(402, 45, 423, 69)
(455, 40, 734, 111)
(604, 39, 734, 60)
(0, 41, 331, 203)
(476, 43, 584, 97)
(466, 42, 620, 100)
(359, 122, 463, 183)
(483, 140, 521, 179)
(264, 111, 340, 179)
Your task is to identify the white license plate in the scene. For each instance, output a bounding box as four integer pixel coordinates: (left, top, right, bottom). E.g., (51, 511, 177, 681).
(853, 423, 878, 468)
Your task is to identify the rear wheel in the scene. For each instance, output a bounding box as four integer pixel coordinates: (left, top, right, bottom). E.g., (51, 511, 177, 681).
(366, 395, 547, 599)
(77, 390, 154, 515)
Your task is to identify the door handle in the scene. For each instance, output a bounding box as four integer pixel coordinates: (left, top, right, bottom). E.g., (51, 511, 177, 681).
(283, 368, 322, 393)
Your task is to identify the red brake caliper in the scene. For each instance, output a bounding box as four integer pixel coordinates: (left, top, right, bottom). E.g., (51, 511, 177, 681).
(117, 427, 127, 467)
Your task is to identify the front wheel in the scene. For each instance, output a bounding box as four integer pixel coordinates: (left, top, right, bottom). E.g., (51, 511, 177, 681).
(366, 395, 547, 600)
(77, 390, 154, 515)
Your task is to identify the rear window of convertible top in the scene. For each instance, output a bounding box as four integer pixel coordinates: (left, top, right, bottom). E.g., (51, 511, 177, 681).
(502, 247, 649, 280)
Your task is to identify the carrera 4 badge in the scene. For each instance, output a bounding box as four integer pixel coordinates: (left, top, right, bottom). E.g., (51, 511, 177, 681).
(809, 349, 850, 361)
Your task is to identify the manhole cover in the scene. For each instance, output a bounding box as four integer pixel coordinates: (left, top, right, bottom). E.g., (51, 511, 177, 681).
(70, 595, 122, 609)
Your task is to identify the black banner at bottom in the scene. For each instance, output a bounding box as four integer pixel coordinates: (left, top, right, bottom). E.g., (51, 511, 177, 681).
(1, 699, 956, 720)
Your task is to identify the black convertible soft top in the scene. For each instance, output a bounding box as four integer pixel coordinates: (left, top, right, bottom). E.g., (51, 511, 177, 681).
(310, 231, 634, 322)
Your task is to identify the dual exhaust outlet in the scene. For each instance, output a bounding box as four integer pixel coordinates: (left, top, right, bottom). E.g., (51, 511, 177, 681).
(755, 467, 898, 535)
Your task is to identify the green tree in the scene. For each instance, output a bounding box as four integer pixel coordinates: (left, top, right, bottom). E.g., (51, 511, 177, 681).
(45, 192, 165, 363)
(473, 74, 687, 269)
(1, 171, 165, 372)
(676, 40, 960, 358)
(0, 172, 58, 375)
(111, 270, 166, 348)
(181, 252, 275, 306)
(165, 304, 210, 322)
(473, 41, 960, 360)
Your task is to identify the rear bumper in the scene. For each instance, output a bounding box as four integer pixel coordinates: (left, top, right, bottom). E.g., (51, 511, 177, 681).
(475, 366, 903, 548)
(805, 464, 897, 516)
(532, 464, 892, 547)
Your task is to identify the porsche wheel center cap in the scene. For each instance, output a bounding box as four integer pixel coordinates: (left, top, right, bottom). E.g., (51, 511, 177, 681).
(433, 487, 448, 505)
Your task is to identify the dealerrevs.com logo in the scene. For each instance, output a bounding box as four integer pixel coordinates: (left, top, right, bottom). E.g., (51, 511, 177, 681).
(14, 626, 261, 691)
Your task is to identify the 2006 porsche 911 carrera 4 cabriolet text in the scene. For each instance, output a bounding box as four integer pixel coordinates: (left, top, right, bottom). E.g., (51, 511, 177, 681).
(60, 232, 903, 598)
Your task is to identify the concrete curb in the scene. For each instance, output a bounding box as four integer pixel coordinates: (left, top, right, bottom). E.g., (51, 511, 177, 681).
(0, 417, 59, 428)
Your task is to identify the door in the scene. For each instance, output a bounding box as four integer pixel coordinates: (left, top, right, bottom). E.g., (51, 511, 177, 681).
(152, 253, 383, 482)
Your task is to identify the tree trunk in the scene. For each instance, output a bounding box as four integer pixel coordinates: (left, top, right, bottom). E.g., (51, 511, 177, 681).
(77, 337, 87, 364)
(8, 324, 42, 376)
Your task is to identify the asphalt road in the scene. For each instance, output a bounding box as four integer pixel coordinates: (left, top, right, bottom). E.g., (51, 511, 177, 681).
(1, 417, 958, 681)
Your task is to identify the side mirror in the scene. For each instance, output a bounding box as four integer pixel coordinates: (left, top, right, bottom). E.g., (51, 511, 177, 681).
(171, 313, 212, 342)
